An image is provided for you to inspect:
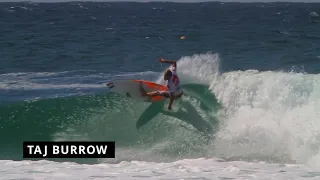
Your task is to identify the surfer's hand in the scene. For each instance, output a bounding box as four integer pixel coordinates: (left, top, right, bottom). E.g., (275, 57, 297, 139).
(168, 105, 172, 110)
(159, 57, 165, 63)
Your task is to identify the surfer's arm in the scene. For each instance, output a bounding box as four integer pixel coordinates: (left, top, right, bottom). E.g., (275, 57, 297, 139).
(159, 58, 177, 67)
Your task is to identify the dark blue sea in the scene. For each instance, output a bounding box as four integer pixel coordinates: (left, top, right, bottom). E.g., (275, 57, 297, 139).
(1, 1, 320, 179)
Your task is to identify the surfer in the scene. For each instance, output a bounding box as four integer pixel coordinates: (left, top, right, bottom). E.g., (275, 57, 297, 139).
(140, 57, 183, 110)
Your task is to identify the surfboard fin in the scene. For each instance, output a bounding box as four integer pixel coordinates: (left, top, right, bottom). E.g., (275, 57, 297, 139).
(106, 82, 114, 89)
(139, 82, 147, 96)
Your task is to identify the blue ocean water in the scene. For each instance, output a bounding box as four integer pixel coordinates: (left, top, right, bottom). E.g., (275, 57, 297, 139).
(1, 1, 320, 179)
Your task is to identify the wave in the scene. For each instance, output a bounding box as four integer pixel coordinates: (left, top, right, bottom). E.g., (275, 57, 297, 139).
(2, 52, 320, 167)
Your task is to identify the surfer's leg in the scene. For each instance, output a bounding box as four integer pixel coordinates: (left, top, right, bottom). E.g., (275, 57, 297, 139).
(139, 82, 164, 97)
(158, 91, 170, 98)
(173, 90, 184, 100)
(139, 82, 169, 98)
(146, 91, 160, 96)
(144, 90, 170, 98)
(140, 87, 160, 97)
(177, 91, 184, 98)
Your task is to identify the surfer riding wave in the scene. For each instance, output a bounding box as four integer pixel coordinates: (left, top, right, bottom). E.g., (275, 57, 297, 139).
(140, 57, 183, 110)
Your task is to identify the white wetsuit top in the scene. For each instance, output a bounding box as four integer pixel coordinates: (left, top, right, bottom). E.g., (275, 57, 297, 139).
(166, 64, 183, 95)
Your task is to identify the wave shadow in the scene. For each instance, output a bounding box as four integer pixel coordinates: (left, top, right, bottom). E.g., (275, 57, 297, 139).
(136, 99, 215, 137)
(161, 99, 214, 136)
(136, 101, 165, 129)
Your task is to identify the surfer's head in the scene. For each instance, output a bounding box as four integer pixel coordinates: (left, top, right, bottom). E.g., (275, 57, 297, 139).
(164, 69, 172, 80)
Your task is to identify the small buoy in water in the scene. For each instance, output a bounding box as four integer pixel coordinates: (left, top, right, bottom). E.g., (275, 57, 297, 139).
(180, 36, 186, 40)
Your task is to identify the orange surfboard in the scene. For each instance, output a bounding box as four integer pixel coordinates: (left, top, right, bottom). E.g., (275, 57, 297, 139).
(106, 79, 168, 102)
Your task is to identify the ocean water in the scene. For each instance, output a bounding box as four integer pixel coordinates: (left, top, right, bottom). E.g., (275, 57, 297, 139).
(1, 1, 320, 179)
